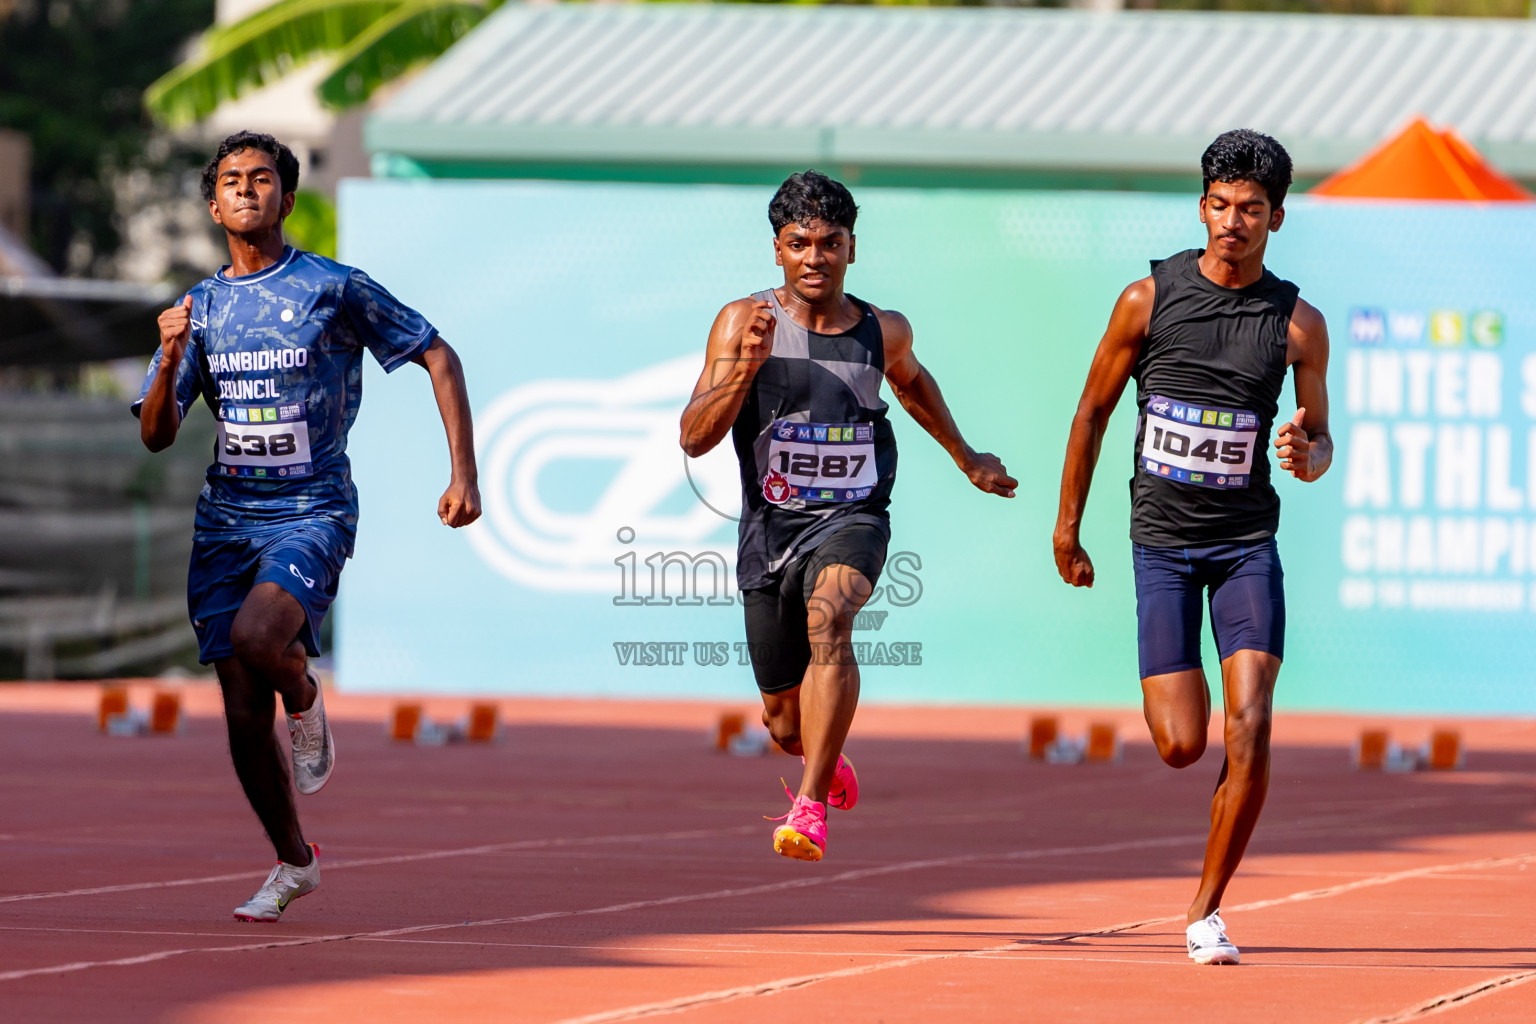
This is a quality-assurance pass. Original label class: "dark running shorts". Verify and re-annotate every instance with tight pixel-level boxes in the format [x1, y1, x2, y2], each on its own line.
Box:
[741, 522, 889, 695]
[1132, 537, 1285, 679]
[187, 520, 349, 664]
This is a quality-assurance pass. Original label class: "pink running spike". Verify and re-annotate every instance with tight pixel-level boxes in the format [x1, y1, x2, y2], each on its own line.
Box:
[798, 754, 860, 810]
[829, 754, 859, 810]
[770, 794, 826, 862]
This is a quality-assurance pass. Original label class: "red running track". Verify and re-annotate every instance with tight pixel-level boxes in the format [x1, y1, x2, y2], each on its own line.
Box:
[2, 682, 1536, 1023]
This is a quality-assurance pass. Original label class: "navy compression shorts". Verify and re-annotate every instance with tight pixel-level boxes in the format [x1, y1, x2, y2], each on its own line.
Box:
[1131, 538, 1285, 679]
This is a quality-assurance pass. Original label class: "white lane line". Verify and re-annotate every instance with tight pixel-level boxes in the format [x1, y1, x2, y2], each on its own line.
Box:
[0, 770, 1498, 906]
[0, 926, 249, 939]
[555, 955, 950, 1024]
[1354, 969, 1536, 1023]
[365, 938, 1491, 973]
[3, 837, 1529, 992]
[0, 826, 757, 905]
[362, 938, 903, 959]
[1224, 854, 1536, 916]
[0, 833, 1205, 983]
[547, 852, 1536, 1024]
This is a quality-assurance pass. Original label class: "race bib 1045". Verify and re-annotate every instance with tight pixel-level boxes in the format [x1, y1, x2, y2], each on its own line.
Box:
[217, 402, 313, 479]
[1140, 394, 1258, 489]
[762, 419, 878, 504]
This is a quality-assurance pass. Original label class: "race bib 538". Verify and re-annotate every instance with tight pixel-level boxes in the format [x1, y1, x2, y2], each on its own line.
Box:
[1140, 394, 1257, 489]
[762, 419, 878, 504]
[217, 402, 313, 479]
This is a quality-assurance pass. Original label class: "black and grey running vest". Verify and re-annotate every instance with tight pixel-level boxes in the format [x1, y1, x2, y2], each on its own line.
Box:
[1130, 248, 1300, 547]
[730, 289, 897, 591]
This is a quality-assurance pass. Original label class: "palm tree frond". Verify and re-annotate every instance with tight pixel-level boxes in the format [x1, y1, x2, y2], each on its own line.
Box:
[316, 1, 488, 111]
[145, 0, 408, 127]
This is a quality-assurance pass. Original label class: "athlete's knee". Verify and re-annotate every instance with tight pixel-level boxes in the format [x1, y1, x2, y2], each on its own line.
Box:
[229, 615, 291, 675]
[805, 595, 858, 640]
[1155, 732, 1207, 769]
[761, 708, 800, 753]
[1224, 701, 1272, 761]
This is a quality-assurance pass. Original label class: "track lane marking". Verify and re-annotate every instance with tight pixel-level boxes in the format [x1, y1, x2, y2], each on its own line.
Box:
[0, 826, 758, 905]
[547, 852, 1536, 1024]
[1354, 969, 1536, 1022]
[0, 833, 1206, 982]
[5, 842, 1530, 989]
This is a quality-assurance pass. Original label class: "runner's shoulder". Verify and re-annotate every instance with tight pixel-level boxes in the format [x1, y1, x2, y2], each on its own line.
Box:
[711, 295, 768, 336]
[1289, 295, 1327, 335]
[1110, 276, 1156, 340]
[1118, 275, 1156, 313]
[289, 249, 364, 288]
[863, 303, 911, 344]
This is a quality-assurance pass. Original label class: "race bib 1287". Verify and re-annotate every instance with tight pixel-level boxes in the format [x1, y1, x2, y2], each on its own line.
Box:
[1139, 394, 1258, 489]
[762, 419, 878, 504]
[217, 401, 313, 479]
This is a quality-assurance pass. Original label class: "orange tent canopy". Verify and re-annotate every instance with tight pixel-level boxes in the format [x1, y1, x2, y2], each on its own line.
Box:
[1311, 117, 1533, 202]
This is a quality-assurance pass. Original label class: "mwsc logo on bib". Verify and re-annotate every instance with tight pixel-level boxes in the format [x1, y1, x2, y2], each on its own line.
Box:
[467, 355, 740, 592]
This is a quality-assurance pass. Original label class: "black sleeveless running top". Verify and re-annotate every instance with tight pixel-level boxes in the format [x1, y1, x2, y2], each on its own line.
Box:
[1130, 248, 1299, 547]
[731, 289, 896, 590]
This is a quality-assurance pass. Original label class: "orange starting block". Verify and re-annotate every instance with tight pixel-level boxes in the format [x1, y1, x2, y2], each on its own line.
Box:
[1026, 716, 1058, 760]
[389, 702, 504, 746]
[465, 702, 501, 743]
[149, 691, 182, 735]
[389, 703, 424, 742]
[1353, 728, 1463, 771]
[1425, 729, 1463, 770]
[98, 686, 128, 733]
[712, 712, 746, 751]
[1085, 722, 1121, 764]
[1353, 729, 1390, 770]
[1036, 721, 1122, 765]
[100, 685, 182, 737]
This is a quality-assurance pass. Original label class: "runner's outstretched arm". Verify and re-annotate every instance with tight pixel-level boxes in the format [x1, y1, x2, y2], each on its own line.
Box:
[876, 308, 1015, 498]
[412, 337, 481, 527]
[1053, 278, 1155, 588]
[1276, 299, 1332, 482]
[680, 298, 774, 457]
[140, 296, 193, 452]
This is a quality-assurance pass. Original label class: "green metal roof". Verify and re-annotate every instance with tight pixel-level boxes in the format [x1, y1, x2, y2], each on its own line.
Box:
[367, 5, 1536, 184]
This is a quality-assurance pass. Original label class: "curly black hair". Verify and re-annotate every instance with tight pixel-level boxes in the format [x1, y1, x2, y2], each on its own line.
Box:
[200, 131, 300, 203]
[1201, 129, 1293, 208]
[769, 170, 858, 235]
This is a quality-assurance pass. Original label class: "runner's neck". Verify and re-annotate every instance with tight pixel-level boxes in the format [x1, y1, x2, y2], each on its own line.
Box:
[1197, 246, 1267, 290]
[774, 286, 862, 335]
[223, 228, 290, 278]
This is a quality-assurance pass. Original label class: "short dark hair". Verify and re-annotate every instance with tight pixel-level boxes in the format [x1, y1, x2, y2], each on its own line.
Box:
[1201, 130, 1292, 209]
[200, 131, 300, 202]
[769, 170, 858, 235]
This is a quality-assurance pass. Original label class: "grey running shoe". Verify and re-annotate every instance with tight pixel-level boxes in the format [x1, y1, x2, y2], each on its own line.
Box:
[233, 844, 319, 922]
[288, 668, 335, 795]
[1186, 909, 1241, 964]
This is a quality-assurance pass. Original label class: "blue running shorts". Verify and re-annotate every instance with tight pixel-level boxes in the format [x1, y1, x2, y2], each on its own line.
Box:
[187, 519, 350, 664]
[1131, 538, 1285, 679]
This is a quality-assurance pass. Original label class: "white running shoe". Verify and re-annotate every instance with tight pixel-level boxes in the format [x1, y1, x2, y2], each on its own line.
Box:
[233, 844, 319, 922]
[288, 668, 335, 795]
[1186, 909, 1241, 964]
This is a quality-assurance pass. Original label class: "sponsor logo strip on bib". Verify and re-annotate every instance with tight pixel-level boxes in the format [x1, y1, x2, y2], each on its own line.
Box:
[764, 419, 878, 504]
[217, 402, 313, 478]
[1140, 394, 1257, 489]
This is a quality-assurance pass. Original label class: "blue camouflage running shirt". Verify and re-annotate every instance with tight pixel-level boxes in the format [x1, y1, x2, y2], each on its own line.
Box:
[132, 247, 436, 548]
